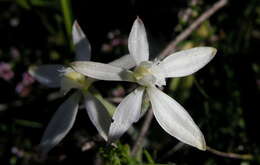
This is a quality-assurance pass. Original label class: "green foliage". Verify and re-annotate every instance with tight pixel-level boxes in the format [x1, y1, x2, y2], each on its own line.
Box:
[99, 143, 141, 165]
[99, 143, 162, 165]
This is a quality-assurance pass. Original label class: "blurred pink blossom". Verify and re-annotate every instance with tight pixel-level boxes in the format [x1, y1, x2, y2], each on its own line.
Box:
[11, 147, 24, 158]
[0, 62, 14, 81]
[111, 38, 121, 46]
[10, 47, 20, 59]
[22, 72, 35, 85]
[16, 72, 35, 97]
[16, 82, 32, 97]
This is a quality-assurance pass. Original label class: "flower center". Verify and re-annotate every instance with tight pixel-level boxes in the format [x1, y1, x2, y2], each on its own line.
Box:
[133, 61, 156, 87]
[64, 71, 86, 85]
[60, 67, 92, 94]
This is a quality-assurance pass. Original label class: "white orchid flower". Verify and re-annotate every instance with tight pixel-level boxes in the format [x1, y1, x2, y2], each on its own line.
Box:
[71, 18, 217, 151]
[29, 21, 136, 153]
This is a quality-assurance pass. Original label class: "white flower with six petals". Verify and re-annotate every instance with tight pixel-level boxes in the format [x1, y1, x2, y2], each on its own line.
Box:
[29, 21, 136, 153]
[72, 18, 217, 150]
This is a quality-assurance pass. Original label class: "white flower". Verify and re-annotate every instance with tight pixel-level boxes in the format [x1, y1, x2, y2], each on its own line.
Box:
[29, 21, 136, 153]
[71, 18, 217, 150]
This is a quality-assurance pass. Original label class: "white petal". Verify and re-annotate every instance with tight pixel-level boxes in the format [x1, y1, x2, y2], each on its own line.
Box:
[128, 17, 149, 65]
[72, 21, 91, 61]
[29, 65, 63, 88]
[39, 91, 81, 153]
[108, 54, 136, 69]
[109, 87, 145, 142]
[84, 93, 112, 141]
[71, 61, 135, 82]
[158, 47, 217, 78]
[147, 87, 206, 150]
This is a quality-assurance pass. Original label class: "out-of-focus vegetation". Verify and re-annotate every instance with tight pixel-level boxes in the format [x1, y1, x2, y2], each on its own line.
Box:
[0, 0, 259, 164]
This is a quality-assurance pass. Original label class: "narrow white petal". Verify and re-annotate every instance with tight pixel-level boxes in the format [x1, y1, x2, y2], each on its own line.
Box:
[71, 61, 135, 82]
[158, 47, 217, 78]
[72, 21, 91, 61]
[128, 17, 149, 65]
[29, 65, 63, 88]
[40, 91, 81, 153]
[109, 87, 145, 142]
[147, 87, 206, 150]
[84, 93, 112, 141]
[109, 54, 136, 69]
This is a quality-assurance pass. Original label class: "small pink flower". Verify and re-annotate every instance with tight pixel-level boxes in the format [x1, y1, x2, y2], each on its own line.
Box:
[101, 44, 113, 52]
[22, 72, 35, 85]
[111, 38, 121, 46]
[0, 62, 14, 81]
[15, 82, 32, 97]
[10, 47, 20, 60]
[15, 72, 35, 97]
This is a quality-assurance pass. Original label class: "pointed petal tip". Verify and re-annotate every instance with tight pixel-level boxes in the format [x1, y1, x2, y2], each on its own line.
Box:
[73, 20, 78, 26]
[211, 47, 217, 56]
[136, 16, 143, 23]
[196, 134, 207, 151]
[72, 20, 82, 33]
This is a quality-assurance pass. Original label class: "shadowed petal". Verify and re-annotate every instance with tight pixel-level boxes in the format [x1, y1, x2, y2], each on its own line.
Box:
[158, 47, 217, 78]
[109, 87, 145, 142]
[29, 65, 63, 88]
[39, 91, 81, 153]
[84, 93, 112, 141]
[109, 54, 136, 69]
[71, 61, 135, 82]
[128, 17, 149, 65]
[72, 20, 91, 61]
[147, 87, 206, 150]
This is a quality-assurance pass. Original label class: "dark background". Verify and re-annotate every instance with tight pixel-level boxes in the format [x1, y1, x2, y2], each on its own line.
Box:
[0, 0, 259, 164]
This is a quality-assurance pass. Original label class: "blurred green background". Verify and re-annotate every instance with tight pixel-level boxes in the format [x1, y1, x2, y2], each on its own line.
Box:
[0, 0, 259, 164]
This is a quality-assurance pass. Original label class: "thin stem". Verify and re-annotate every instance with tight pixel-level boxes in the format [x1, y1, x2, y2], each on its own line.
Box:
[159, 0, 228, 59]
[131, 109, 154, 156]
[159, 144, 253, 161]
[206, 146, 253, 160]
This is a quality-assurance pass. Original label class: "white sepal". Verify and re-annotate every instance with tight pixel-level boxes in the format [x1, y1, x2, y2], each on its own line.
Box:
[29, 65, 63, 88]
[71, 61, 135, 82]
[128, 17, 149, 65]
[84, 93, 112, 141]
[147, 87, 206, 150]
[39, 91, 81, 153]
[72, 20, 91, 61]
[158, 47, 217, 78]
[108, 87, 145, 142]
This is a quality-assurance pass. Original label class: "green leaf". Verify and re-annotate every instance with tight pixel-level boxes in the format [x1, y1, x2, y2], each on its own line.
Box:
[143, 150, 155, 164]
[60, 0, 73, 49]
[90, 88, 116, 117]
[14, 119, 42, 128]
[16, 0, 31, 9]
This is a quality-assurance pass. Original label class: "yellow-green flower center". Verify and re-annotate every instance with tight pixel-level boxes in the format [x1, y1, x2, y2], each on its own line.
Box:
[132, 61, 156, 87]
[133, 65, 152, 81]
[61, 68, 93, 94]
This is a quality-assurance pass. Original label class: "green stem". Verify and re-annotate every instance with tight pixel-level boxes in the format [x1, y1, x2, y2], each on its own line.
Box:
[60, 0, 73, 49]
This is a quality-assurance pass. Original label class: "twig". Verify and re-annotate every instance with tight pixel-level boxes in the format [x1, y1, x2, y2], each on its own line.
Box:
[159, 143, 253, 161]
[159, 142, 185, 161]
[131, 109, 154, 156]
[131, 0, 228, 156]
[159, 0, 228, 59]
[178, 0, 199, 23]
[206, 146, 253, 160]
